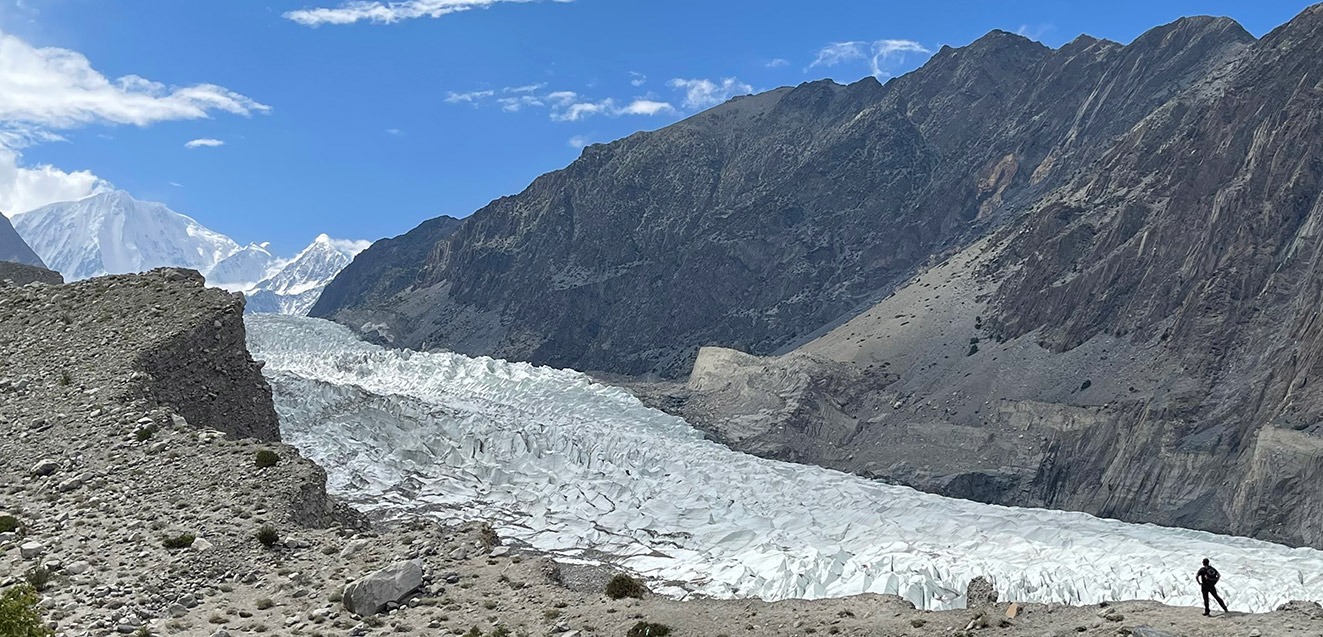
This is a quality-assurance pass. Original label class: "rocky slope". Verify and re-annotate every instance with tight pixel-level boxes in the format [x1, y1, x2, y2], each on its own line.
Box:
[0, 261, 62, 286]
[0, 213, 45, 269]
[1, 270, 1320, 637]
[312, 17, 1252, 376]
[629, 6, 1323, 550]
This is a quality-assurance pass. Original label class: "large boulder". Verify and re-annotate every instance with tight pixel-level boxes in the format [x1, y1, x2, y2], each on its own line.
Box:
[965, 576, 998, 607]
[342, 560, 424, 616]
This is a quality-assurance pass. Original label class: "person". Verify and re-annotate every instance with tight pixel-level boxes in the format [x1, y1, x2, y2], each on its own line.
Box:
[1196, 558, 1228, 616]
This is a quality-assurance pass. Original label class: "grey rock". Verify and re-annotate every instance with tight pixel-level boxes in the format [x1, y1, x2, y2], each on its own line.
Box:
[19, 541, 45, 559]
[65, 560, 90, 575]
[30, 458, 59, 476]
[190, 537, 215, 552]
[56, 475, 85, 492]
[965, 576, 997, 607]
[489, 546, 511, 557]
[342, 559, 424, 616]
[339, 538, 370, 559]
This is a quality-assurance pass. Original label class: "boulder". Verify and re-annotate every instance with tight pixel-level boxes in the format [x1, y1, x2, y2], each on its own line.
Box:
[342, 560, 424, 616]
[19, 541, 45, 559]
[30, 459, 59, 477]
[966, 576, 997, 607]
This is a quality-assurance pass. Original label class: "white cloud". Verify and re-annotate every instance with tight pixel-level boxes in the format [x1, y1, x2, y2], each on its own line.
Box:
[667, 77, 753, 110]
[0, 147, 109, 216]
[629, 71, 646, 87]
[445, 89, 495, 104]
[184, 138, 224, 149]
[1016, 24, 1055, 41]
[0, 30, 268, 131]
[169, 181, 184, 188]
[567, 135, 591, 149]
[506, 82, 546, 93]
[284, 0, 560, 26]
[552, 99, 613, 122]
[326, 236, 373, 254]
[810, 39, 929, 78]
[765, 58, 789, 68]
[618, 99, 673, 116]
[385, 128, 402, 135]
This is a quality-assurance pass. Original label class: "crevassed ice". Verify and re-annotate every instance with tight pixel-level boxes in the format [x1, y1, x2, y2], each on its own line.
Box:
[247, 315, 1323, 612]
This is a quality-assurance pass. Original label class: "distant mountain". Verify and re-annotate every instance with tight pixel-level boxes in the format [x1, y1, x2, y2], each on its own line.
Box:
[207, 242, 279, 291]
[243, 234, 371, 316]
[12, 191, 239, 281]
[11, 190, 366, 315]
[0, 211, 45, 268]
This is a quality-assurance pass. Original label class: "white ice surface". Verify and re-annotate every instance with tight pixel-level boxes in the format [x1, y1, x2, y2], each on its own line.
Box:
[248, 315, 1323, 612]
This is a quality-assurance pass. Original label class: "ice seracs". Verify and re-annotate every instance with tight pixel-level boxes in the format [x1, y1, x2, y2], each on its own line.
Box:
[12, 190, 239, 280]
[247, 314, 1323, 613]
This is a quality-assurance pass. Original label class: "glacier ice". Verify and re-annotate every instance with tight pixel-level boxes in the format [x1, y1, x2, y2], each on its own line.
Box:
[248, 315, 1323, 612]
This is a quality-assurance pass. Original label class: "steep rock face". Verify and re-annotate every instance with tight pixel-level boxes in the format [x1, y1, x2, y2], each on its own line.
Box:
[314, 18, 1250, 376]
[638, 9, 1323, 549]
[0, 212, 45, 268]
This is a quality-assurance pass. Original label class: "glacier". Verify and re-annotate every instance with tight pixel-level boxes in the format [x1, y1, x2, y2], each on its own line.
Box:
[248, 315, 1323, 613]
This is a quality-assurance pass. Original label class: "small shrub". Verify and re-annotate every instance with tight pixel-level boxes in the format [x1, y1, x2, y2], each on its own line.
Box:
[482, 600, 497, 610]
[463, 628, 481, 637]
[0, 584, 53, 637]
[604, 574, 647, 600]
[910, 618, 926, 628]
[255, 598, 274, 610]
[135, 425, 157, 442]
[162, 533, 196, 550]
[490, 627, 511, 637]
[626, 622, 671, 637]
[0, 515, 19, 533]
[58, 372, 70, 387]
[543, 609, 561, 621]
[255, 525, 280, 548]
[254, 449, 279, 468]
[24, 567, 51, 591]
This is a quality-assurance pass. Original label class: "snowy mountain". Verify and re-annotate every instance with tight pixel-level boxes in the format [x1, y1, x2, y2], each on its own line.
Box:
[242, 234, 371, 315]
[12, 191, 240, 281]
[249, 314, 1323, 612]
[0, 211, 45, 268]
[207, 242, 278, 291]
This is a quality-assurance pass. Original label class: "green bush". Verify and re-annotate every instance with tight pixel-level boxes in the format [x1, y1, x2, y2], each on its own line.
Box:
[626, 622, 671, 637]
[24, 567, 50, 591]
[135, 424, 157, 442]
[162, 533, 196, 550]
[255, 525, 280, 548]
[0, 515, 19, 533]
[0, 584, 53, 637]
[254, 449, 279, 468]
[604, 574, 647, 600]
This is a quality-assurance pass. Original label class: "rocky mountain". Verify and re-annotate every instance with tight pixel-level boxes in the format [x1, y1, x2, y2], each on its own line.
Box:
[12, 191, 241, 281]
[310, 7, 1323, 549]
[242, 234, 372, 315]
[312, 16, 1252, 377]
[634, 6, 1323, 550]
[0, 211, 45, 268]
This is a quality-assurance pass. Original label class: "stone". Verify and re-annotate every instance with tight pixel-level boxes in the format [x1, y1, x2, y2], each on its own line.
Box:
[56, 475, 85, 492]
[1005, 602, 1019, 618]
[340, 538, 370, 559]
[65, 560, 91, 575]
[342, 560, 424, 616]
[966, 576, 997, 607]
[19, 541, 45, 559]
[490, 546, 511, 557]
[31, 459, 59, 476]
[1131, 628, 1178, 637]
[191, 537, 215, 552]
[167, 603, 188, 618]
[1248, 630, 1261, 637]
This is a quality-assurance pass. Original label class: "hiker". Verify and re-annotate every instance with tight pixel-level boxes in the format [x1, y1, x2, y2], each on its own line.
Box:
[1196, 558, 1228, 616]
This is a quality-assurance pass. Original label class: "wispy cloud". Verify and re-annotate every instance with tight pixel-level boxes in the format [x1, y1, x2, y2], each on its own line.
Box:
[445, 84, 675, 121]
[385, 128, 402, 135]
[0, 30, 268, 135]
[765, 58, 789, 69]
[667, 77, 753, 110]
[629, 71, 647, 87]
[168, 181, 184, 188]
[0, 29, 263, 215]
[1015, 23, 1055, 41]
[810, 39, 929, 78]
[567, 134, 592, 149]
[284, 0, 564, 26]
[184, 138, 224, 149]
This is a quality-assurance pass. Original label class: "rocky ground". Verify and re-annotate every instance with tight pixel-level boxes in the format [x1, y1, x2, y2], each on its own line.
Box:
[2, 269, 1321, 637]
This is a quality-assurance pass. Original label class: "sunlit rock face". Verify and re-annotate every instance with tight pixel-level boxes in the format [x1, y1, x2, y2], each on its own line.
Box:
[247, 315, 1323, 611]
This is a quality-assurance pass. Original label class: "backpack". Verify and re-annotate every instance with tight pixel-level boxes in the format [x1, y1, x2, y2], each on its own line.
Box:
[1205, 566, 1220, 585]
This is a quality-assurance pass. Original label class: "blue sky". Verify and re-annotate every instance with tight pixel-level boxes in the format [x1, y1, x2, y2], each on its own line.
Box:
[0, 0, 1314, 255]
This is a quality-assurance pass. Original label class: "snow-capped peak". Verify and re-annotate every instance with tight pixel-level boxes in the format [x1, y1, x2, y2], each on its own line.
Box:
[12, 190, 240, 281]
[241, 234, 371, 315]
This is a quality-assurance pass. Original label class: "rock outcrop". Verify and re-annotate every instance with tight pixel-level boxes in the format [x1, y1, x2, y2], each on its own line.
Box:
[0, 260, 62, 286]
